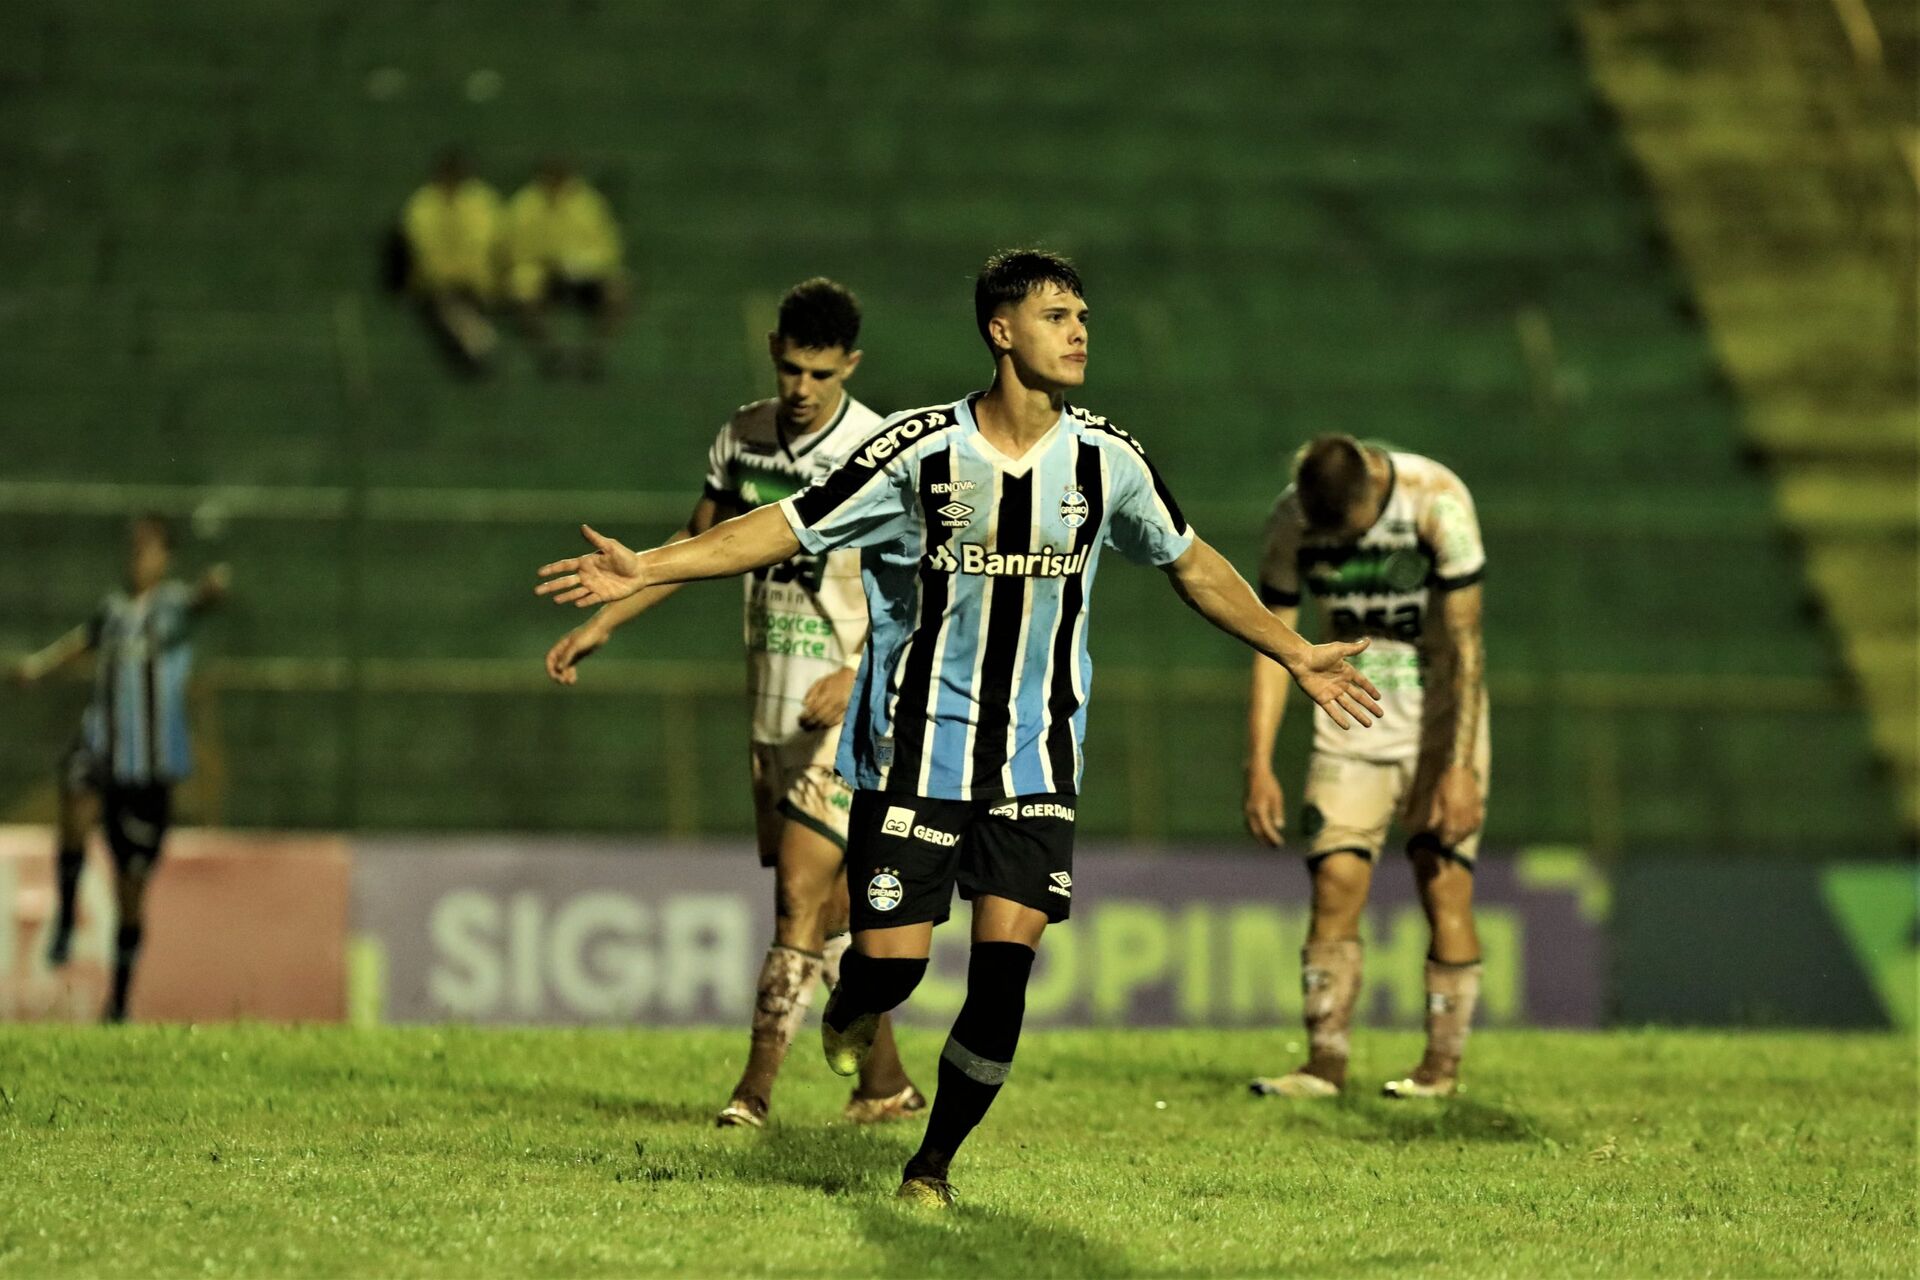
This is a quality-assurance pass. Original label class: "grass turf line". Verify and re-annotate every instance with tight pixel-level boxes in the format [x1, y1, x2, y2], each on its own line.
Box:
[0, 1026, 1911, 1277]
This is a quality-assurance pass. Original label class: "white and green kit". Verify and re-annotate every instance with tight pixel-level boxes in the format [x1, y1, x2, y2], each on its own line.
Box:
[702, 394, 881, 751]
[1258, 449, 1489, 860]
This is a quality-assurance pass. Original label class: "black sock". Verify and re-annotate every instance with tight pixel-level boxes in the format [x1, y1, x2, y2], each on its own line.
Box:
[108, 923, 143, 1020]
[910, 941, 1036, 1180]
[50, 845, 83, 942]
[825, 951, 927, 1032]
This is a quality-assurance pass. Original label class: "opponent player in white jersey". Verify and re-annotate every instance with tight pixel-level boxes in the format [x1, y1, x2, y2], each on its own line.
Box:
[536, 250, 1383, 1206]
[1243, 434, 1489, 1099]
[543, 278, 922, 1128]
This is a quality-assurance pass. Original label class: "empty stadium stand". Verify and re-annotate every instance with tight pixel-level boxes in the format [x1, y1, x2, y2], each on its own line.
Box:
[0, 0, 1905, 851]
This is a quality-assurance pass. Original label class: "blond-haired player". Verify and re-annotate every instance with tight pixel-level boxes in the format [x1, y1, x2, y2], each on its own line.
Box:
[1243, 435, 1489, 1099]
[544, 278, 921, 1127]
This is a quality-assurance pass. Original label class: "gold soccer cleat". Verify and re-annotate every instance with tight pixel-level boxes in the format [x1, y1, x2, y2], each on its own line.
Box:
[843, 1084, 928, 1125]
[1381, 1075, 1459, 1099]
[820, 989, 880, 1078]
[1249, 1072, 1341, 1099]
[896, 1175, 956, 1208]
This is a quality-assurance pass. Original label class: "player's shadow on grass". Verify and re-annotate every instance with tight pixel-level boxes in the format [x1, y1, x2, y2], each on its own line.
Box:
[712, 1121, 914, 1197]
[1172, 1061, 1556, 1146]
[1324, 1093, 1557, 1146]
[851, 1197, 1133, 1279]
[488, 1081, 717, 1128]
[719, 1125, 1132, 1277]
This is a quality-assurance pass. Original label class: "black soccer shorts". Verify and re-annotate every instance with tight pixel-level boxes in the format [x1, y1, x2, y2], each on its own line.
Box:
[844, 789, 1079, 931]
[101, 784, 172, 878]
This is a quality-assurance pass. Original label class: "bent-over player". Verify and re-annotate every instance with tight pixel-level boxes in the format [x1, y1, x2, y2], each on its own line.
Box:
[1243, 434, 1489, 1099]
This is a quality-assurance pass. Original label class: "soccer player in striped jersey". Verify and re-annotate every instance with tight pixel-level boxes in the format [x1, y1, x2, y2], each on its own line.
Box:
[1243, 435, 1489, 1100]
[542, 278, 923, 1129]
[14, 514, 228, 1021]
[537, 250, 1383, 1205]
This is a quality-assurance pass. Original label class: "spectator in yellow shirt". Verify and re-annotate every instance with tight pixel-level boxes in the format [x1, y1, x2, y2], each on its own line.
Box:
[400, 150, 503, 376]
[505, 158, 630, 378]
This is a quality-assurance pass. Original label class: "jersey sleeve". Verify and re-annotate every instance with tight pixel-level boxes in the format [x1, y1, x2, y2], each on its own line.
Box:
[1100, 434, 1194, 567]
[779, 416, 922, 553]
[701, 424, 735, 506]
[1423, 465, 1486, 591]
[1257, 491, 1304, 607]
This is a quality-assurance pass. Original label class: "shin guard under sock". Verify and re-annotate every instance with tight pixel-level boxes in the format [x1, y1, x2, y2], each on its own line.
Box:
[1301, 939, 1363, 1083]
[1421, 958, 1482, 1078]
[910, 941, 1036, 1180]
[736, 944, 825, 1101]
[825, 950, 927, 1032]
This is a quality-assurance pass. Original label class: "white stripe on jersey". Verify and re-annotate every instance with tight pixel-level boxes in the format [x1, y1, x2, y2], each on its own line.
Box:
[1000, 474, 1042, 798]
[944, 465, 1002, 798]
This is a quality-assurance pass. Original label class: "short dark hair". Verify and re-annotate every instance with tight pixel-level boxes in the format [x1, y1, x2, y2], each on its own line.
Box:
[975, 249, 1085, 348]
[1293, 435, 1371, 530]
[131, 512, 176, 551]
[775, 278, 862, 352]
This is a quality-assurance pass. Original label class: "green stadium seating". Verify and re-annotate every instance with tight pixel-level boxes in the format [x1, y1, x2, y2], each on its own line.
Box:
[0, 0, 1903, 851]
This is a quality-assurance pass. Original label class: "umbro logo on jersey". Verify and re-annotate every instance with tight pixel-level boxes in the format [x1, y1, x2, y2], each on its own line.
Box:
[1047, 871, 1073, 898]
[927, 543, 1091, 578]
[936, 501, 975, 529]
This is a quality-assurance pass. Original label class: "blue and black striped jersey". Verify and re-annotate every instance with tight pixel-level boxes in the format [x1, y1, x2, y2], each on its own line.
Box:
[81, 582, 200, 787]
[780, 393, 1192, 800]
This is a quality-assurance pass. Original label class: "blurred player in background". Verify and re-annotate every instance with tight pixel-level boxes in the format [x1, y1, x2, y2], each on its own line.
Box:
[399, 148, 504, 376]
[505, 157, 628, 379]
[13, 514, 229, 1022]
[544, 278, 922, 1128]
[535, 250, 1382, 1206]
[1243, 435, 1489, 1099]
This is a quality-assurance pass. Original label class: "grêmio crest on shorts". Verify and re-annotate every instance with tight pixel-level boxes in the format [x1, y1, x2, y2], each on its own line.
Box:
[779, 394, 1193, 801]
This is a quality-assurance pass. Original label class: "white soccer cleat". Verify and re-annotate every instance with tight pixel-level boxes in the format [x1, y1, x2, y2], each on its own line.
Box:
[714, 1097, 768, 1128]
[843, 1084, 927, 1125]
[1249, 1072, 1341, 1099]
[1381, 1075, 1459, 1099]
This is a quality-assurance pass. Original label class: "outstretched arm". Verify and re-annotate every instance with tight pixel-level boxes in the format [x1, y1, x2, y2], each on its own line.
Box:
[1162, 535, 1384, 730]
[14, 624, 92, 685]
[536, 503, 800, 608]
[543, 497, 729, 684]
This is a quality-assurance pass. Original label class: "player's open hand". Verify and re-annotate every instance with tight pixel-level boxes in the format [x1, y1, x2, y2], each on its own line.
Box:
[1288, 638, 1385, 730]
[537, 526, 645, 607]
[1243, 767, 1287, 847]
[545, 622, 611, 686]
[799, 667, 856, 730]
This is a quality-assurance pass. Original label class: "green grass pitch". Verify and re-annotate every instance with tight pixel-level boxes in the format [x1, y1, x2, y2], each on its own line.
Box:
[0, 1025, 1911, 1277]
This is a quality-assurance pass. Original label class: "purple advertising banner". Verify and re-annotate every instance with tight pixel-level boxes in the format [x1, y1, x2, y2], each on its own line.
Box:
[351, 840, 1606, 1028]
